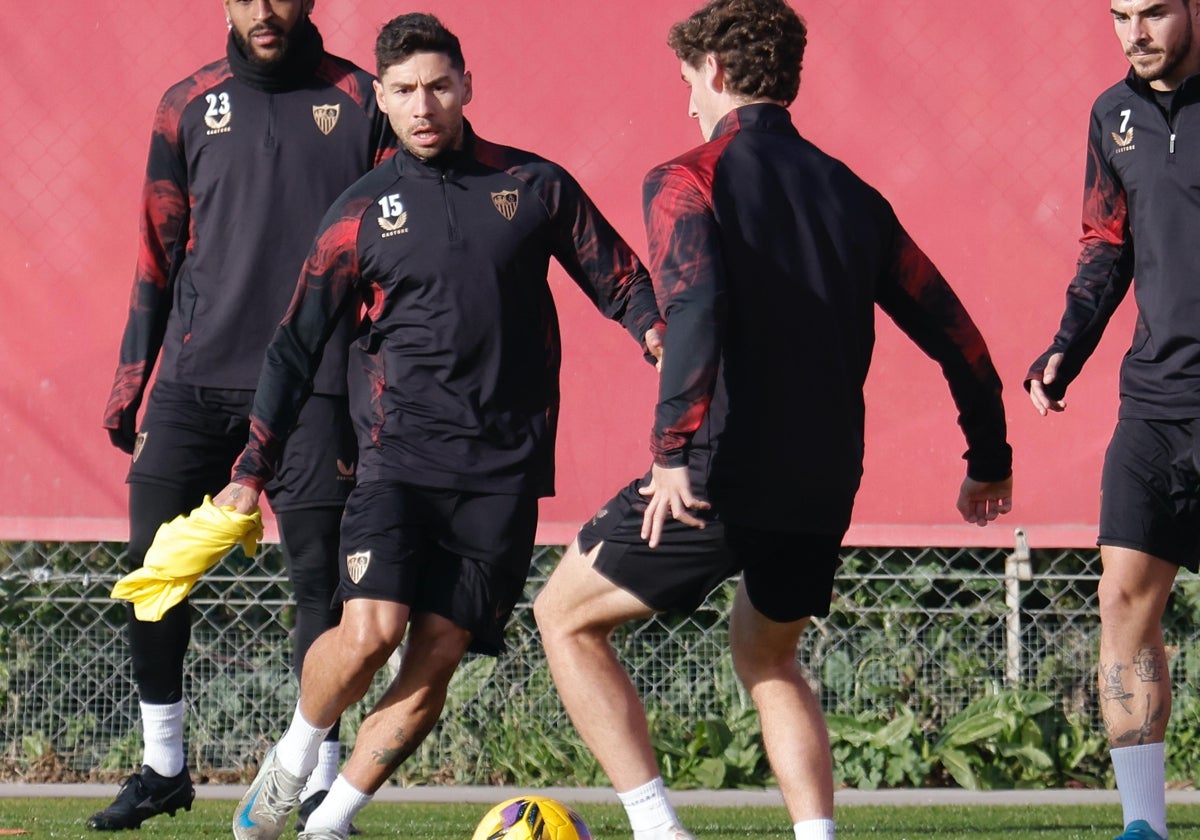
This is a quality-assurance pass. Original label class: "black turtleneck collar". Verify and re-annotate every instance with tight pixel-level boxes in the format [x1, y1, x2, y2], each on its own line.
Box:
[226, 17, 324, 93]
[708, 102, 795, 142]
[1124, 66, 1200, 109]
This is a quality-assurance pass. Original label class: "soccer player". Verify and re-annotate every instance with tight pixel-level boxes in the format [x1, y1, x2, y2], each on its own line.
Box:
[95, 0, 393, 831]
[533, 2, 1014, 839]
[1027, 2, 1200, 838]
[216, 13, 663, 840]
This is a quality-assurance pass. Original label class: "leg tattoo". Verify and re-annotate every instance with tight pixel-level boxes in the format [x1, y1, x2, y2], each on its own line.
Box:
[1133, 646, 1165, 683]
[1099, 662, 1134, 715]
[370, 726, 411, 769]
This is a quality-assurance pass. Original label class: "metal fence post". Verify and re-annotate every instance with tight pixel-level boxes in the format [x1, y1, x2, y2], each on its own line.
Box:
[1004, 527, 1032, 687]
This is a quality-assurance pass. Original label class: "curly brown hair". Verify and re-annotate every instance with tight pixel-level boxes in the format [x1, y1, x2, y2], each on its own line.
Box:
[667, 0, 807, 105]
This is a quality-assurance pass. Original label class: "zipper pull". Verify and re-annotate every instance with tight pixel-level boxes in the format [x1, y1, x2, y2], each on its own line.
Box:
[1171, 133, 1177, 154]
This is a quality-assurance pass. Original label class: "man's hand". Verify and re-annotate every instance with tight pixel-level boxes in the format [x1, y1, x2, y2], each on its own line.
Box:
[638, 464, 710, 548]
[957, 474, 1013, 527]
[645, 326, 664, 372]
[1028, 352, 1066, 416]
[213, 482, 261, 516]
[106, 409, 138, 454]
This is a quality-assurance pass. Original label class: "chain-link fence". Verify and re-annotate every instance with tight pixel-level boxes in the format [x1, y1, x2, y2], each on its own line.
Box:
[8, 536, 1200, 786]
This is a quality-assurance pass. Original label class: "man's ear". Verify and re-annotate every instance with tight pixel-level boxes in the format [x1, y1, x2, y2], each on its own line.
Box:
[705, 52, 726, 94]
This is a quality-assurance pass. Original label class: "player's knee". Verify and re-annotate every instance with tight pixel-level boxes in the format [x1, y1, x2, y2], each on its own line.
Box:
[532, 552, 598, 641]
[532, 586, 594, 648]
[410, 619, 472, 674]
[1097, 571, 1161, 628]
[1097, 573, 1131, 618]
[731, 636, 796, 686]
[531, 586, 560, 637]
[336, 621, 405, 672]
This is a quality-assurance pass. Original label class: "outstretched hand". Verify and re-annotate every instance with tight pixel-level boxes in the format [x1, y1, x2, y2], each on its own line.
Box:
[638, 464, 709, 548]
[957, 475, 1013, 527]
[212, 482, 261, 516]
[1028, 352, 1066, 416]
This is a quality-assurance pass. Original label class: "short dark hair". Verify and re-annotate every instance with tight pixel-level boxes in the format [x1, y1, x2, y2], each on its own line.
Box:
[667, 0, 807, 105]
[375, 13, 465, 77]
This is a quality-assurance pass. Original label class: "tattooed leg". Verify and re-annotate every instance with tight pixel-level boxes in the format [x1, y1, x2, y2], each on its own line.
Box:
[1098, 661, 1134, 716]
[341, 611, 471, 793]
[1096, 547, 1177, 748]
[1101, 648, 1168, 746]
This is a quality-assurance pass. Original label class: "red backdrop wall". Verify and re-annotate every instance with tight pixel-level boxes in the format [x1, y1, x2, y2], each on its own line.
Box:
[0, 1, 1131, 547]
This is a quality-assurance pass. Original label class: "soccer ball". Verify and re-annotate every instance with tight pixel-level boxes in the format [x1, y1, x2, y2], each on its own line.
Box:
[471, 796, 592, 840]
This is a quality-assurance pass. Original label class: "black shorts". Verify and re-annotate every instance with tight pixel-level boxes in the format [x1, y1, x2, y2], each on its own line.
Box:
[129, 380, 356, 511]
[1100, 417, 1200, 572]
[336, 480, 539, 655]
[578, 477, 844, 622]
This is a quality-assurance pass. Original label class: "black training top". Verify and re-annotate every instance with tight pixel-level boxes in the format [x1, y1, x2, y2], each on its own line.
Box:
[644, 103, 1012, 532]
[1028, 70, 1200, 419]
[232, 123, 662, 497]
[103, 21, 394, 435]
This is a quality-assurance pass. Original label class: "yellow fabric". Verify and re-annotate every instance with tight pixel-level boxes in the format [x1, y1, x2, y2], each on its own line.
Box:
[110, 496, 263, 621]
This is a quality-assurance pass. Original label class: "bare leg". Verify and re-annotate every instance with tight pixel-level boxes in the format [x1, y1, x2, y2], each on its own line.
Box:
[298, 599, 412, 729]
[1097, 546, 1176, 837]
[534, 541, 661, 790]
[233, 603, 463, 840]
[729, 581, 832, 823]
[339, 611, 472, 793]
[1097, 546, 1176, 747]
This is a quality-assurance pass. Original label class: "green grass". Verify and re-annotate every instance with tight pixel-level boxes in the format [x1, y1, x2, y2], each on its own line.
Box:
[0, 800, 1198, 839]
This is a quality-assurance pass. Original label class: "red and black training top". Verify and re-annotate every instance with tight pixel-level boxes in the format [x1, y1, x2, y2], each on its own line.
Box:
[232, 123, 662, 498]
[103, 22, 394, 436]
[1027, 69, 1200, 419]
[644, 103, 1012, 533]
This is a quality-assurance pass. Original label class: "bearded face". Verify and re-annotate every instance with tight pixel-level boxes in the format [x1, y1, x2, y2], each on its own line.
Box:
[225, 0, 308, 65]
[1115, 0, 1200, 88]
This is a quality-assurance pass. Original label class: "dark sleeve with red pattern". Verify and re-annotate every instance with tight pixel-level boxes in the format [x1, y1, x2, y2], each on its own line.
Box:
[231, 200, 368, 489]
[642, 163, 724, 469]
[877, 222, 1013, 482]
[1026, 108, 1133, 398]
[101, 91, 190, 439]
[541, 164, 663, 348]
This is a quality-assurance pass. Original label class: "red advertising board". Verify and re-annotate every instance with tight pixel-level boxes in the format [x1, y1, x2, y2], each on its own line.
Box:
[0, 1, 1130, 547]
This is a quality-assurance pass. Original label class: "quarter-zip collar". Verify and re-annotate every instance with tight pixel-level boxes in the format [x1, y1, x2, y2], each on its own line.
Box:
[1123, 67, 1200, 110]
[708, 102, 797, 142]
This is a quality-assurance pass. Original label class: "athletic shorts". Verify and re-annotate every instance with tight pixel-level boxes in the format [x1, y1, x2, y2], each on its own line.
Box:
[1099, 417, 1200, 572]
[128, 380, 356, 511]
[335, 480, 539, 655]
[577, 477, 844, 622]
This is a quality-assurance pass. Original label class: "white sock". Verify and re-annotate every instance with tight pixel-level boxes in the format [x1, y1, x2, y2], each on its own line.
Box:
[275, 705, 333, 781]
[140, 700, 185, 777]
[1113, 742, 1167, 837]
[304, 774, 372, 836]
[794, 817, 836, 840]
[301, 740, 341, 800]
[618, 777, 682, 837]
